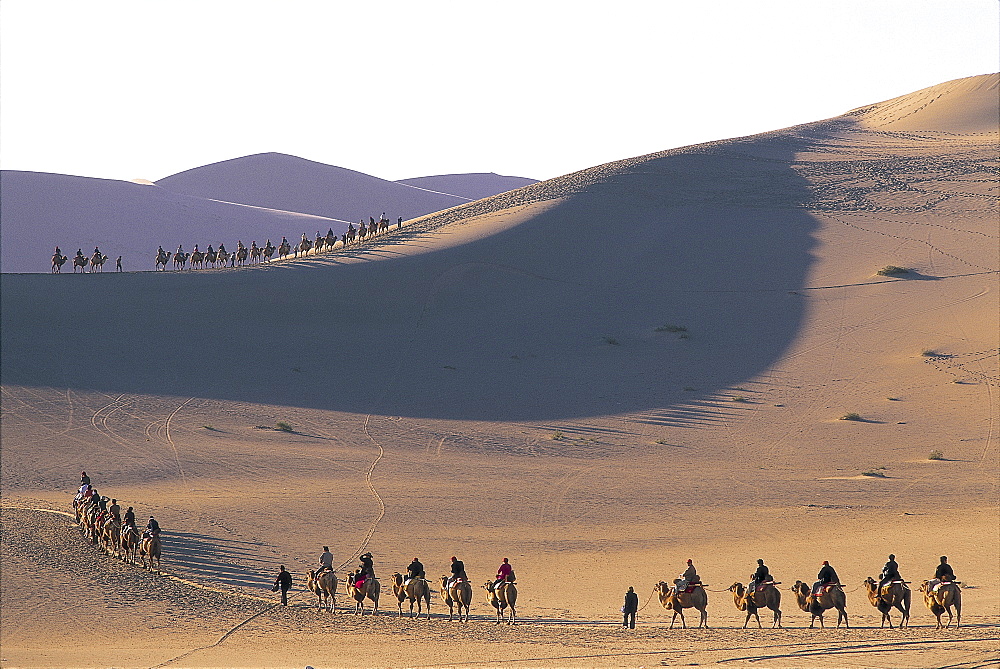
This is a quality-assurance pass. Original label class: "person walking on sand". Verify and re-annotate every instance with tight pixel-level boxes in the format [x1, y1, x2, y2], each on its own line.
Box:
[274, 565, 292, 605]
[115, 256, 122, 272]
[623, 586, 639, 628]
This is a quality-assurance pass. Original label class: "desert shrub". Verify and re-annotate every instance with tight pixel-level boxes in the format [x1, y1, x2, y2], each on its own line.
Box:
[877, 266, 909, 276]
[840, 413, 862, 421]
[551, 431, 564, 441]
[732, 396, 748, 402]
[921, 349, 937, 357]
[928, 450, 945, 461]
[655, 324, 688, 333]
[275, 421, 294, 432]
[862, 469, 887, 478]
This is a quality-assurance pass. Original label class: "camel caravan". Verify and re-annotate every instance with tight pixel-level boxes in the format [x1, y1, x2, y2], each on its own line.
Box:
[67, 476, 965, 627]
[71, 472, 162, 573]
[150, 213, 405, 271]
[49, 213, 406, 273]
[647, 556, 963, 629]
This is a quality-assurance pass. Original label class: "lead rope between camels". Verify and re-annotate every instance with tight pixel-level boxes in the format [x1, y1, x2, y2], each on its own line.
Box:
[635, 586, 657, 612]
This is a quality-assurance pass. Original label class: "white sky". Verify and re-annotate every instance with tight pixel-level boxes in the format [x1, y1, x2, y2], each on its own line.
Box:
[1, 0, 997, 182]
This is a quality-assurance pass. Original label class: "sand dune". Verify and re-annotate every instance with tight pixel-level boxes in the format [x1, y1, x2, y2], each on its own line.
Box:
[155, 152, 471, 219]
[0, 171, 343, 274]
[1, 75, 997, 668]
[395, 172, 539, 200]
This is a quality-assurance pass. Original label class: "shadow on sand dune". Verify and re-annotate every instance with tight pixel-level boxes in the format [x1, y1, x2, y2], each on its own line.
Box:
[2, 132, 819, 422]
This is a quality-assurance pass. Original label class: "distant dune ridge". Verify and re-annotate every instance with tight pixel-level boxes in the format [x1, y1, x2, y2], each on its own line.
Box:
[0, 154, 537, 273]
[394, 173, 539, 201]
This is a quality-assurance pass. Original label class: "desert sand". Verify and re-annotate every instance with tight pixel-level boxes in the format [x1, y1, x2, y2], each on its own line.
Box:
[1, 73, 997, 668]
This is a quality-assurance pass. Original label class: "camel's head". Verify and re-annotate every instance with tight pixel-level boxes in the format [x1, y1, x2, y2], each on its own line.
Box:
[918, 580, 930, 594]
[728, 582, 743, 593]
[791, 580, 808, 595]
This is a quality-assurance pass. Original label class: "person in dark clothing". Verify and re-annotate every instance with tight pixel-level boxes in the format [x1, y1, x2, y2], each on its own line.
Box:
[934, 556, 955, 582]
[449, 556, 468, 586]
[813, 560, 840, 594]
[358, 552, 375, 582]
[146, 516, 160, 536]
[749, 559, 771, 591]
[623, 586, 639, 628]
[406, 557, 424, 581]
[274, 565, 292, 605]
[123, 506, 136, 528]
[80, 471, 91, 487]
[879, 554, 902, 588]
[397, 216, 403, 229]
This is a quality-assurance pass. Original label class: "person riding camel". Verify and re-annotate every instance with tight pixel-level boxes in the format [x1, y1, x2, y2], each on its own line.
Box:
[144, 516, 160, 539]
[76, 249, 86, 260]
[80, 471, 91, 487]
[318, 546, 334, 573]
[94, 246, 101, 256]
[219, 243, 226, 254]
[356, 552, 375, 587]
[108, 499, 121, 523]
[812, 560, 840, 595]
[123, 506, 136, 529]
[749, 559, 771, 593]
[207, 244, 214, 254]
[493, 558, 514, 587]
[879, 554, 902, 589]
[934, 556, 955, 584]
[176, 244, 184, 256]
[406, 557, 425, 582]
[674, 558, 700, 593]
[448, 556, 468, 587]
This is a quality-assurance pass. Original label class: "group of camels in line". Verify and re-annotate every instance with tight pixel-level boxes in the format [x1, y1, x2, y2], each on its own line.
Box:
[652, 577, 961, 630]
[72, 495, 161, 573]
[51, 249, 112, 273]
[304, 569, 516, 624]
[153, 214, 404, 271]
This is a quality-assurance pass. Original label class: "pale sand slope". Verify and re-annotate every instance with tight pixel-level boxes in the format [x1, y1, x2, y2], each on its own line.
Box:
[1, 74, 997, 668]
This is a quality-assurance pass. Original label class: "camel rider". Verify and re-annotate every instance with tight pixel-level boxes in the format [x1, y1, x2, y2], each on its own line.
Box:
[55, 246, 62, 256]
[934, 556, 955, 583]
[749, 559, 771, 592]
[76, 249, 85, 260]
[358, 552, 375, 583]
[94, 246, 101, 256]
[675, 558, 700, 593]
[207, 245, 214, 254]
[813, 560, 840, 595]
[879, 554, 902, 589]
[123, 506, 136, 529]
[219, 243, 226, 254]
[327, 228, 335, 238]
[80, 471, 91, 487]
[406, 557, 425, 582]
[144, 516, 160, 539]
[108, 499, 121, 523]
[176, 244, 184, 256]
[494, 558, 514, 587]
[448, 556, 468, 586]
[318, 546, 334, 573]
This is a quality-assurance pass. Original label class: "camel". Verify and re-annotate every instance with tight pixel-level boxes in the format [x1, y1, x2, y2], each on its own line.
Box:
[391, 573, 431, 619]
[263, 241, 275, 262]
[314, 232, 325, 254]
[440, 576, 473, 622]
[89, 252, 108, 272]
[51, 253, 68, 273]
[791, 580, 849, 628]
[325, 231, 338, 249]
[296, 237, 312, 257]
[344, 575, 380, 615]
[919, 580, 962, 629]
[236, 245, 248, 266]
[249, 242, 261, 264]
[155, 249, 172, 271]
[172, 252, 189, 270]
[120, 525, 140, 564]
[73, 255, 89, 272]
[205, 248, 218, 268]
[140, 533, 161, 572]
[345, 227, 356, 245]
[190, 249, 205, 269]
[277, 240, 291, 259]
[655, 581, 709, 628]
[100, 517, 122, 556]
[306, 569, 338, 612]
[863, 577, 910, 628]
[729, 582, 782, 628]
[217, 249, 229, 267]
[483, 580, 517, 624]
